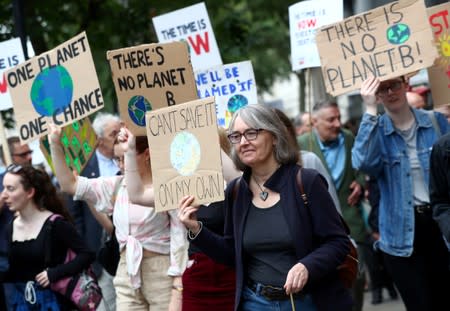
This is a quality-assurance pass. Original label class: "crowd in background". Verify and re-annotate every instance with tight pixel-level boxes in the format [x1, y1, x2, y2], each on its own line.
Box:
[0, 73, 449, 311]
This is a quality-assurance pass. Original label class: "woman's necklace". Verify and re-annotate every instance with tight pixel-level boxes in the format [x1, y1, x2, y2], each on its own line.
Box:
[253, 176, 269, 201]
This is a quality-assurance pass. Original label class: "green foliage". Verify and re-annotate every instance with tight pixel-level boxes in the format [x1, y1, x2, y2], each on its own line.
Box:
[0, 0, 295, 121]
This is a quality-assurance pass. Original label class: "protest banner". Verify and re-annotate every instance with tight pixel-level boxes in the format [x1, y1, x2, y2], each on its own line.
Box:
[0, 38, 28, 111]
[316, 0, 438, 96]
[153, 2, 222, 71]
[145, 96, 224, 212]
[5, 32, 103, 144]
[289, 0, 343, 71]
[107, 41, 198, 135]
[195, 60, 256, 128]
[427, 3, 450, 107]
[40, 117, 97, 175]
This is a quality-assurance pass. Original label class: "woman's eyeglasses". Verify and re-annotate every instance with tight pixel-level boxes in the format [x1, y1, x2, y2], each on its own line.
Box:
[227, 129, 264, 144]
[376, 81, 403, 96]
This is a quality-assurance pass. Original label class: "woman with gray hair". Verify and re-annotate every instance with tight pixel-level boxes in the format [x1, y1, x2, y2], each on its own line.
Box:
[178, 104, 352, 311]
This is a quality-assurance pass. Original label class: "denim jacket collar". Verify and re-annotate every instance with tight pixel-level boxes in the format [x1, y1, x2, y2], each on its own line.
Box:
[382, 108, 433, 136]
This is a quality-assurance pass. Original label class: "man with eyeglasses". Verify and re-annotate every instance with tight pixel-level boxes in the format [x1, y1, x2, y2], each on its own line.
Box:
[7, 137, 33, 166]
[352, 76, 450, 311]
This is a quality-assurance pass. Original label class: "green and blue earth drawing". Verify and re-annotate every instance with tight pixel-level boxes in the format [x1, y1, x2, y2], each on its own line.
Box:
[170, 131, 201, 176]
[128, 95, 152, 126]
[227, 94, 248, 113]
[30, 65, 73, 116]
[386, 24, 410, 45]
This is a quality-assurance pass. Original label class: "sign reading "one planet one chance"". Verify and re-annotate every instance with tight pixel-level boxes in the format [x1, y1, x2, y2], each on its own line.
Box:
[146, 96, 224, 212]
[5, 32, 104, 144]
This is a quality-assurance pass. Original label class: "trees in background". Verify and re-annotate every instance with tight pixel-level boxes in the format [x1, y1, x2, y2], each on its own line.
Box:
[0, 0, 293, 125]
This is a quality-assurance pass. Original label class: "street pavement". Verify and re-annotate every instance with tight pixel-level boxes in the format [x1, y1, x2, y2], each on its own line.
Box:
[362, 289, 405, 311]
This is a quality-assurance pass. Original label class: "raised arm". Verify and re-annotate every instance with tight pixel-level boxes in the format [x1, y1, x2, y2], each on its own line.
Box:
[120, 128, 155, 206]
[352, 77, 384, 176]
[48, 123, 78, 195]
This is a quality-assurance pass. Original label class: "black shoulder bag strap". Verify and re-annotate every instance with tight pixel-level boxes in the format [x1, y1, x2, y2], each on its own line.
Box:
[44, 217, 55, 267]
[44, 214, 64, 267]
[296, 169, 351, 235]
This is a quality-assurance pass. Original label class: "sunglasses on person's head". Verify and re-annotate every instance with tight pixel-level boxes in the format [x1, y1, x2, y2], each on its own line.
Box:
[6, 164, 23, 174]
[13, 150, 33, 158]
[227, 129, 264, 144]
[376, 80, 404, 96]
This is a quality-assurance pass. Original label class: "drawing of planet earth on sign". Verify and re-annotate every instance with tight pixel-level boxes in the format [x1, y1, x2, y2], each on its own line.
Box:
[128, 95, 152, 126]
[386, 24, 410, 45]
[170, 131, 201, 176]
[227, 94, 248, 113]
[30, 65, 73, 116]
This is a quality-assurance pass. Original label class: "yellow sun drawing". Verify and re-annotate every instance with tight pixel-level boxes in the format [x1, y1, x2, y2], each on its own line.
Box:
[435, 32, 450, 69]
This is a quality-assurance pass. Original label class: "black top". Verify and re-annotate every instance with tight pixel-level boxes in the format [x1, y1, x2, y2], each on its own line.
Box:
[243, 201, 297, 286]
[5, 215, 94, 283]
[191, 165, 352, 311]
[188, 201, 226, 256]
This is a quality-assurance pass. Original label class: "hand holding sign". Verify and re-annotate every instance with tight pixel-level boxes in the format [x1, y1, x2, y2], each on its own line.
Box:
[360, 76, 381, 115]
[177, 195, 201, 235]
[47, 122, 62, 145]
[117, 127, 135, 154]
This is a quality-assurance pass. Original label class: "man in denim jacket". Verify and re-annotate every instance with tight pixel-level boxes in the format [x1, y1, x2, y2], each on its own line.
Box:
[352, 76, 450, 311]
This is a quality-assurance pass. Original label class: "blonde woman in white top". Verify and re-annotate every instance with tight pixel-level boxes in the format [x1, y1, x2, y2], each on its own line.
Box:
[48, 123, 187, 311]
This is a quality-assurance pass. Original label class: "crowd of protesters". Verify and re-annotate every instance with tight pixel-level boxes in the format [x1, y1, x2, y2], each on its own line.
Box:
[0, 71, 449, 311]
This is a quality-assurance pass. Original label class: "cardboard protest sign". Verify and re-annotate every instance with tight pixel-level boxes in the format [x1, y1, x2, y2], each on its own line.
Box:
[153, 2, 222, 71]
[316, 0, 438, 96]
[107, 41, 198, 135]
[1, 38, 28, 111]
[195, 61, 256, 128]
[289, 0, 343, 71]
[5, 32, 103, 144]
[40, 117, 97, 175]
[146, 97, 224, 212]
[427, 3, 450, 107]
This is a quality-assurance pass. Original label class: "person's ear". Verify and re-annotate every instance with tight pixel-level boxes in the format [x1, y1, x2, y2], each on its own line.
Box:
[27, 187, 35, 200]
[97, 136, 104, 147]
[311, 114, 319, 126]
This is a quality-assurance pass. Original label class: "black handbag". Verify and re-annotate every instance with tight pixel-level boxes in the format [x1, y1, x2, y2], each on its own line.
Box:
[98, 226, 120, 276]
[97, 178, 122, 276]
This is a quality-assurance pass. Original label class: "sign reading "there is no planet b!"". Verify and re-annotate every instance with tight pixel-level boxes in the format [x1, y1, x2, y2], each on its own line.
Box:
[316, 0, 438, 96]
[145, 96, 224, 212]
[5, 32, 104, 144]
[107, 41, 198, 136]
